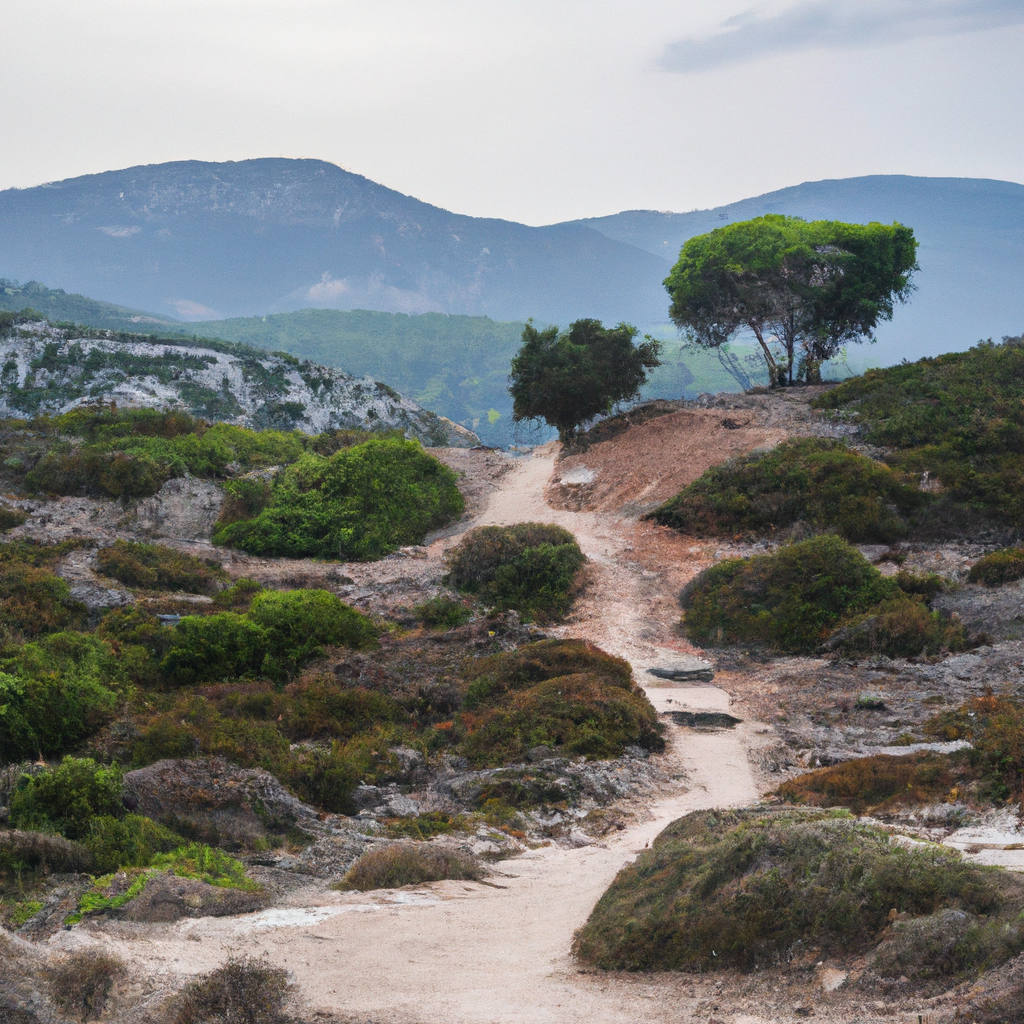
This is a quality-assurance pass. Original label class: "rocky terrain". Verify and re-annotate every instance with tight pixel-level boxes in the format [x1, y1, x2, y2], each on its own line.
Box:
[2, 385, 1024, 1023]
[0, 320, 476, 446]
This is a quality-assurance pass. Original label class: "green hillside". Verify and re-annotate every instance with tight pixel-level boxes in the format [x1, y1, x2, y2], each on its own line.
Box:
[0, 279, 174, 332]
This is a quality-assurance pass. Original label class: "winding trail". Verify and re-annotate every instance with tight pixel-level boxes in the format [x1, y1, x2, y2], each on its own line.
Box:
[62, 446, 762, 1024]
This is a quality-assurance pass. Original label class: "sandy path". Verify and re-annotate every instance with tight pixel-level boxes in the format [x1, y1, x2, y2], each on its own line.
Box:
[62, 446, 762, 1023]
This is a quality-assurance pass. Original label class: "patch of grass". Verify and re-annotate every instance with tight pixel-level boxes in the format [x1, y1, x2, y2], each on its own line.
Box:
[0, 505, 26, 531]
[968, 546, 1024, 586]
[6, 899, 42, 928]
[96, 540, 228, 594]
[681, 534, 965, 656]
[167, 956, 289, 1024]
[0, 541, 89, 640]
[776, 751, 967, 813]
[333, 842, 484, 890]
[383, 812, 468, 840]
[45, 949, 125, 1022]
[213, 438, 464, 560]
[812, 335, 1024, 534]
[572, 808, 1024, 977]
[649, 438, 927, 542]
[413, 595, 472, 630]
[150, 843, 262, 890]
[445, 523, 586, 621]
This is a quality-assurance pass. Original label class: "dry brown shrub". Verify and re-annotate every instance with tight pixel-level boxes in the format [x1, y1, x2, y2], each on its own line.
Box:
[45, 949, 124, 1021]
[334, 842, 483, 891]
[169, 957, 289, 1024]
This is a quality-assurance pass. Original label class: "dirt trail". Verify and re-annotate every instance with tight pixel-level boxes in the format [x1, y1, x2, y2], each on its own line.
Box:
[59, 445, 763, 1024]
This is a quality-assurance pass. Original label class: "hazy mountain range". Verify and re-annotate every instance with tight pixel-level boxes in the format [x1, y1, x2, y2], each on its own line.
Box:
[1, 160, 1021, 369]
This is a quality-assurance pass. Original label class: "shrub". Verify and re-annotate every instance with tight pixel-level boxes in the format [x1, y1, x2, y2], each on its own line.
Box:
[776, 752, 964, 814]
[414, 595, 472, 629]
[0, 635, 120, 761]
[83, 814, 183, 874]
[0, 830, 92, 881]
[247, 588, 378, 677]
[9, 757, 124, 840]
[812, 336, 1024, 533]
[682, 535, 898, 653]
[334, 843, 484, 890]
[924, 692, 1024, 803]
[572, 808, 1024, 976]
[150, 843, 261, 890]
[169, 957, 289, 1024]
[968, 546, 1024, 586]
[649, 438, 927, 542]
[826, 596, 968, 658]
[213, 439, 464, 560]
[45, 949, 125, 1022]
[281, 677, 405, 741]
[0, 506, 27, 531]
[159, 612, 269, 684]
[212, 576, 264, 609]
[446, 523, 585, 621]
[96, 540, 228, 594]
[0, 557, 83, 638]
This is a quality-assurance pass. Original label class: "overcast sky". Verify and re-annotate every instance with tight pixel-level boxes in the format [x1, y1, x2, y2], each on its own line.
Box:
[3, 0, 1021, 224]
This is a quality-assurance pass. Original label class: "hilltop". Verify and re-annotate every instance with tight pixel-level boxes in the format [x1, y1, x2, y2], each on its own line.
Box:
[0, 316, 476, 447]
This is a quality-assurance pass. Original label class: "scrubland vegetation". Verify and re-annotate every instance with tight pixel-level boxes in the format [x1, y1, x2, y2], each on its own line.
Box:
[334, 843, 484, 890]
[680, 534, 966, 656]
[574, 808, 1024, 982]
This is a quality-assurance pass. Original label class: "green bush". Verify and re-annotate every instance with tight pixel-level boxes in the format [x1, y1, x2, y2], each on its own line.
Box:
[334, 843, 484, 890]
[212, 577, 264, 609]
[413, 595, 472, 629]
[828, 596, 968, 658]
[968, 546, 1024, 586]
[247, 588, 378, 677]
[0, 634, 121, 761]
[812, 336, 1024, 533]
[9, 757, 124, 841]
[213, 438, 464, 560]
[83, 814, 183, 874]
[650, 438, 927, 542]
[682, 535, 898, 653]
[573, 808, 1024, 976]
[446, 523, 585, 621]
[0, 506, 27, 531]
[159, 591, 377, 684]
[0, 544, 86, 639]
[96, 540, 228, 594]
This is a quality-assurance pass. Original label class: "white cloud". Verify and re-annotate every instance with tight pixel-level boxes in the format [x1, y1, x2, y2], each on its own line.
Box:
[662, 0, 1024, 72]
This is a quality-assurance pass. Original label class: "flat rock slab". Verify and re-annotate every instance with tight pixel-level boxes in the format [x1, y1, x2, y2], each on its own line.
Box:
[663, 710, 741, 729]
[648, 659, 715, 682]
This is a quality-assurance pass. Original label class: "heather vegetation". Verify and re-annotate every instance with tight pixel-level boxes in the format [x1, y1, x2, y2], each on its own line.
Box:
[97, 540, 228, 594]
[334, 843, 484, 890]
[680, 534, 965, 656]
[650, 438, 927, 542]
[446, 522, 586, 621]
[213, 438, 464, 560]
[574, 808, 1024, 981]
[967, 546, 1024, 586]
[813, 336, 1024, 535]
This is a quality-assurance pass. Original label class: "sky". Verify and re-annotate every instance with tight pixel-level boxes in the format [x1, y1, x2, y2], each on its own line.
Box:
[3, 0, 1022, 225]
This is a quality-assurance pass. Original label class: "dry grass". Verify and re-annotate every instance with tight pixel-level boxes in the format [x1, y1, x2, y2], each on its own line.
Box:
[45, 949, 124, 1022]
[168, 957, 289, 1024]
[333, 843, 484, 891]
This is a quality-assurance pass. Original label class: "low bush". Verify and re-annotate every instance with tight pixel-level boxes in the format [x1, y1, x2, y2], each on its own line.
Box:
[9, 757, 124, 840]
[383, 812, 468, 840]
[680, 534, 964, 657]
[414, 595, 472, 630]
[150, 843, 261, 891]
[212, 576, 264, 609]
[169, 957, 289, 1024]
[0, 542, 87, 639]
[812, 336, 1024, 533]
[924, 692, 1024, 803]
[83, 814, 183, 874]
[0, 506, 27, 531]
[446, 523, 585, 621]
[334, 842, 484, 890]
[96, 540, 228, 594]
[968, 546, 1024, 586]
[649, 438, 927, 542]
[213, 439, 464, 560]
[160, 590, 377, 685]
[45, 949, 125, 1022]
[0, 830, 93, 881]
[572, 808, 1024, 977]
[0, 638, 124, 764]
[776, 752, 965, 814]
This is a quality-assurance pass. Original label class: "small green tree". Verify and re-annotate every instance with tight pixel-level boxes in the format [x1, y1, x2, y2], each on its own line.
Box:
[508, 319, 661, 441]
[663, 215, 918, 385]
